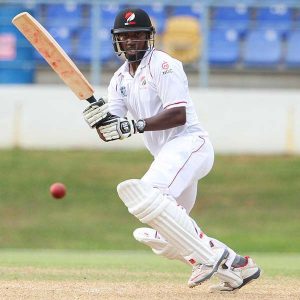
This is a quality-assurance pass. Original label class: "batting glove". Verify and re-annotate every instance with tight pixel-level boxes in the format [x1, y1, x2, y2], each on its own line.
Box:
[99, 116, 137, 141]
[83, 98, 109, 128]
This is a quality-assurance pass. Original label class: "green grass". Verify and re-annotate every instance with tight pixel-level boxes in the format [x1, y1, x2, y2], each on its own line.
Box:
[0, 149, 299, 252]
[0, 250, 299, 281]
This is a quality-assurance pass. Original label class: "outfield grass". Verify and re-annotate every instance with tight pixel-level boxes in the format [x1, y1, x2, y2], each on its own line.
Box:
[0, 150, 299, 252]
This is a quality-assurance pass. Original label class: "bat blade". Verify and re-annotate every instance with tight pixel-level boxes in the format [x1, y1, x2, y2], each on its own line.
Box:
[12, 12, 95, 102]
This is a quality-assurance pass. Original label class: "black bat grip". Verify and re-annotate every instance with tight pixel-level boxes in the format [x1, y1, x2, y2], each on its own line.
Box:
[86, 96, 106, 108]
[86, 95, 97, 103]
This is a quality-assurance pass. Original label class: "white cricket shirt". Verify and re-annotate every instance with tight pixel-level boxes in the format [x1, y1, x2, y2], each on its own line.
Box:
[107, 48, 208, 156]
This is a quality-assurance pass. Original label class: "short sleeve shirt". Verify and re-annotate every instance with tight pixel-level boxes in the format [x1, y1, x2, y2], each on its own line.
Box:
[108, 48, 208, 156]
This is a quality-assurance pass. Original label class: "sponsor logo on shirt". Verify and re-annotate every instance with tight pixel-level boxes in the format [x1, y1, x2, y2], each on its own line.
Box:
[163, 69, 173, 75]
[162, 61, 173, 75]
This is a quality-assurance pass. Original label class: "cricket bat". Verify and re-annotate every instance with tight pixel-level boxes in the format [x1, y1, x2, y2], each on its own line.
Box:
[12, 12, 96, 103]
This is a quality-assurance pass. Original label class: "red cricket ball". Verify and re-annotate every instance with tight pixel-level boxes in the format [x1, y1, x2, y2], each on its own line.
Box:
[50, 182, 66, 199]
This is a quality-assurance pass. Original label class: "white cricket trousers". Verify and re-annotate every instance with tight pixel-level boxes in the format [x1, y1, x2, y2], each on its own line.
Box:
[142, 135, 214, 213]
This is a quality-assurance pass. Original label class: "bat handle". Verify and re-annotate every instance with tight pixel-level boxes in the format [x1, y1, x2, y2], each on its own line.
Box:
[86, 96, 106, 107]
[86, 95, 97, 103]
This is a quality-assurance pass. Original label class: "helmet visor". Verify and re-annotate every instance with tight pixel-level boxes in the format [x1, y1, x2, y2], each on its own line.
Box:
[111, 27, 154, 34]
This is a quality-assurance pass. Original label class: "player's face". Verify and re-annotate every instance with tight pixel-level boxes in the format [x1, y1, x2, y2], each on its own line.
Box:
[116, 31, 148, 61]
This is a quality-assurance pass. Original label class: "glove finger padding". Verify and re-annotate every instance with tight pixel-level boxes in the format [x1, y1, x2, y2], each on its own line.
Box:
[83, 98, 110, 128]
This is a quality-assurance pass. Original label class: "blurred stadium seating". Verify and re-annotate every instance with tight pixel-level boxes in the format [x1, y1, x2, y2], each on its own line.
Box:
[97, 3, 120, 27]
[209, 28, 239, 66]
[49, 27, 73, 55]
[244, 29, 282, 67]
[73, 4, 118, 64]
[0, 4, 35, 83]
[0, 1, 300, 85]
[75, 27, 113, 63]
[43, 3, 83, 31]
[212, 5, 250, 36]
[255, 5, 293, 37]
[138, 4, 166, 34]
[285, 30, 300, 67]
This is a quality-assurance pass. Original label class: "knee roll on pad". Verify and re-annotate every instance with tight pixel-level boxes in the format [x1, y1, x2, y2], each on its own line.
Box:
[117, 179, 169, 223]
[117, 179, 216, 265]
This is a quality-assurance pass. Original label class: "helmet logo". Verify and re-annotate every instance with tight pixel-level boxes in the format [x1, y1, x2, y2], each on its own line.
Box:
[124, 12, 136, 25]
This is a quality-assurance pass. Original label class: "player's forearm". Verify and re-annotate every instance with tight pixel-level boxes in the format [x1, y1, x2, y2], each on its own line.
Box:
[94, 107, 186, 142]
[144, 107, 186, 131]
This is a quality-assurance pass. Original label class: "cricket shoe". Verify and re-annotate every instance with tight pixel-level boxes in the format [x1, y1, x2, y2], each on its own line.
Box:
[188, 248, 229, 288]
[209, 256, 261, 292]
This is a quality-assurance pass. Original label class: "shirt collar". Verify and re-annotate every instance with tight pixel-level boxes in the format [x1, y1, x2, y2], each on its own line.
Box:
[138, 48, 155, 69]
[124, 48, 155, 74]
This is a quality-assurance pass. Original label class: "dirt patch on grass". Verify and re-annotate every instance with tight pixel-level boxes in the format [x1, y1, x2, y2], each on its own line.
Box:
[0, 277, 299, 300]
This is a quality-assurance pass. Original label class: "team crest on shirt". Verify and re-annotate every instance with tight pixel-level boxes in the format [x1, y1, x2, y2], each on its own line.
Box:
[120, 85, 127, 97]
[162, 61, 169, 69]
[162, 61, 173, 75]
[140, 76, 147, 89]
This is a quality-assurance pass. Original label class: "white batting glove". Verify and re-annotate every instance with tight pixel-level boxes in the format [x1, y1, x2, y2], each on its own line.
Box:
[99, 116, 137, 141]
[83, 98, 109, 128]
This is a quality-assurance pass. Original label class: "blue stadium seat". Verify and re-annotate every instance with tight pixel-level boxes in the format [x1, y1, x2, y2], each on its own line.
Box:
[244, 29, 282, 67]
[212, 5, 250, 36]
[285, 31, 300, 67]
[209, 29, 239, 66]
[0, 3, 34, 24]
[99, 4, 120, 26]
[30, 3, 45, 24]
[79, 4, 119, 63]
[0, 4, 34, 38]
[170, 5, 202, 19]
[255, 6, 292, 37]
[48, 27, 73, 56]
[85, 4, 119, 32]
[256, 5, 292, 20]
[75, 27, 113, 63]
[138, 4, 167, 34]
[44, 3, 83, 31]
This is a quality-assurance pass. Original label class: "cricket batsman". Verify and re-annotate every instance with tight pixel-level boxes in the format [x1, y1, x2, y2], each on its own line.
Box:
[83, 7, 261, 291]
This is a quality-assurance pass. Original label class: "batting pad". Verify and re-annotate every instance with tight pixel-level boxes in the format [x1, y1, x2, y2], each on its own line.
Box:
[133, 228, 168, 249]
[133, 227, 188, 264]
[117, 179, 217, 265]
[152, 243, 190, 264]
